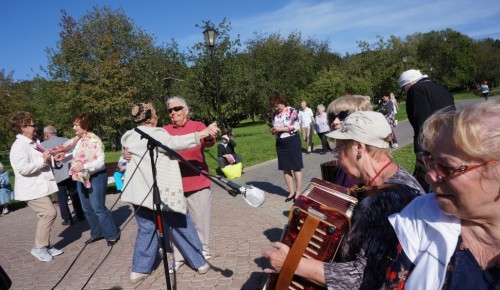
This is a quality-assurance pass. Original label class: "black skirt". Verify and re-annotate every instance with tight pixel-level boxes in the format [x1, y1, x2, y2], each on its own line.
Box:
[276, 133, 303, 171]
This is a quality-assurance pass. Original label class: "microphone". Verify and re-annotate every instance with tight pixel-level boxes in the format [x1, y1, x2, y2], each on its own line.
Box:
[216, 176, 265, 207]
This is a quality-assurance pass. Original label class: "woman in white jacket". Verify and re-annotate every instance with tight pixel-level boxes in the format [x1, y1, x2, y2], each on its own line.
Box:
[383, 100, 500, 289]
[121, 102, 220, 283]
[9, 112, 62, 262]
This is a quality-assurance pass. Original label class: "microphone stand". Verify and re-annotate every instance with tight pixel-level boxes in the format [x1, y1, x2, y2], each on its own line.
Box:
[146, 139, 172, 290]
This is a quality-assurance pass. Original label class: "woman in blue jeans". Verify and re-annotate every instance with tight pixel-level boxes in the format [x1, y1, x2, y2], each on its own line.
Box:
[121, 103, 220, 283]
[54, 113, 119, 245]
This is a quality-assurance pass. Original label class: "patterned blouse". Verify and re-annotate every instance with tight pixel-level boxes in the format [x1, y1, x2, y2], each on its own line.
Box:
[50, 132, 105, 188]
[383, 235, 500, 289]
[272, 106, 300, 139]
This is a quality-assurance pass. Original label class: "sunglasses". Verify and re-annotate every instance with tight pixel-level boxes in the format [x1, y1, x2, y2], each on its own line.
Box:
[422, 155, 497, 179]
[328, 110, 349, 123]
[25, 124, 37, 128]
[167, 106, 184, 113]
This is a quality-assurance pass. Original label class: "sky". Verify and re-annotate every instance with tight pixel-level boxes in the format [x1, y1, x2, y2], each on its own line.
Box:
[2, 0, 499, 81]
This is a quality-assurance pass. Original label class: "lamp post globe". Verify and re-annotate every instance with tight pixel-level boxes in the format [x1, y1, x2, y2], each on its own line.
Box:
[203, 27, 223, 130]
[203, 28, 218, 47]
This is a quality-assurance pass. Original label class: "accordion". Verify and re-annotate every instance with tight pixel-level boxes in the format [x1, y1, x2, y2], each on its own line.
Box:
[265, 178, 358, 290]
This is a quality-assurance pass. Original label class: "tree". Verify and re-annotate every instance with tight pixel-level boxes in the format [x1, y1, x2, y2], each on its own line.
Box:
[474, 38, 500, 87]
[46, 6, 171, 149]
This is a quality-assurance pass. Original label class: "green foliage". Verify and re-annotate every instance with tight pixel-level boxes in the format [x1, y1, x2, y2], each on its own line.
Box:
[204, 119, 277, 172]
[45, 6, 182, 149]
[0, 5, 498, 152]
[392, 143, 416, 173]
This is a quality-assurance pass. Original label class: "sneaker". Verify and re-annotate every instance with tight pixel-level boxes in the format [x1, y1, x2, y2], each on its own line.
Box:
[130, 272, 149, 284]
[168, 260, 185, 274]
[48, 247, 64, 256]
[197, 263, 210, 275]
[31, 246, 53, 262]
[2, 207, 9, 215]
[202, 250, 212, 260]
[392, 143, 399, 148]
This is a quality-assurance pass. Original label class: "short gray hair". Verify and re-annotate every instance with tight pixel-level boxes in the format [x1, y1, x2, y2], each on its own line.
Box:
[44, 125, 57, 135]
[317, 104, 325, 111]
[166, 96, 189, 111]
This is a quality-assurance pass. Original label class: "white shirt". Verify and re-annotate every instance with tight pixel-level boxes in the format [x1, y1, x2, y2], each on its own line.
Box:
[298, 107, 314, 127]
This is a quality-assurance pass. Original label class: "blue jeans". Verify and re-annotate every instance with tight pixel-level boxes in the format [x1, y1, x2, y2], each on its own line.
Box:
[77, 170, 119, 241]
[132, 205, 205, 273]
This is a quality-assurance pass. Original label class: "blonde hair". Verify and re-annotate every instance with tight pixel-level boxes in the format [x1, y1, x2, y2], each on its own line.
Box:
[327, 95, 373, 115]
[421, 99, 500, 161]
[390, 93, 398, 110]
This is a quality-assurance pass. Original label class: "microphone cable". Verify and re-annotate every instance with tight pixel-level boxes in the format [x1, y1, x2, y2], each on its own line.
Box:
[51, 148, 152, 290]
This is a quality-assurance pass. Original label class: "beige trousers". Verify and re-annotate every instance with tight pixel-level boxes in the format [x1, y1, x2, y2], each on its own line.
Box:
[173, 187, 212, 262]
[27, 196, 57, 248]
[301, 125, 313, 149]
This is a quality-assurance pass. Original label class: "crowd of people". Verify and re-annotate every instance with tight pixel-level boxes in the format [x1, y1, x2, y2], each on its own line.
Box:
[3, 68, 498, 289]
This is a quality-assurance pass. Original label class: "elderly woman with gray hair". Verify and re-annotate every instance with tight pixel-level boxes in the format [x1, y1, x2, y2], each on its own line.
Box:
[314, 104, 331, 155]
[121, 102, 220, 283]
[383, 99, 500, 289]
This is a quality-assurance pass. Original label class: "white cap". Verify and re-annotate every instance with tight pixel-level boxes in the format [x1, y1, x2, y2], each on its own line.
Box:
[326, 111, 392, 148]
[398, 69, 427, 87]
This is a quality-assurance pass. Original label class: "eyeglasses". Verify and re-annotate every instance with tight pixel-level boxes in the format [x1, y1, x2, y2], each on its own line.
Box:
[168, 106, 184, 113]
[25, 124, 36, 128]
[328, 110, 349, 123]
[331, 144, 345, 159]
[422, 155, 497, 179]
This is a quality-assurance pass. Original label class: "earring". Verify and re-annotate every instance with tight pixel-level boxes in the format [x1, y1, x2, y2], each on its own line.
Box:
[356, 152, 362, 160]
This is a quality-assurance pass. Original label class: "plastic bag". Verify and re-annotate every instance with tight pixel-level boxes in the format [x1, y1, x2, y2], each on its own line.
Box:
[221, 162, 243, 179]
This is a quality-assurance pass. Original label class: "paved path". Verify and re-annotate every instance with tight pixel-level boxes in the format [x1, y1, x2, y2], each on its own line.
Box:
[0, 97, 495, 289]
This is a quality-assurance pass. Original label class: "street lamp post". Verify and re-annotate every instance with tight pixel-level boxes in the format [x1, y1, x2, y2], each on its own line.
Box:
[203, 27, 223, 129]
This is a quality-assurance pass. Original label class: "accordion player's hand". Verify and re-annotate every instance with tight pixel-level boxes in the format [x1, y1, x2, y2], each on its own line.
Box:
[262, 242, 290, 273]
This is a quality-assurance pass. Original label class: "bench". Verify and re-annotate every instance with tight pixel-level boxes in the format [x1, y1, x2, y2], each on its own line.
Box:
[105, 162, 117, 184]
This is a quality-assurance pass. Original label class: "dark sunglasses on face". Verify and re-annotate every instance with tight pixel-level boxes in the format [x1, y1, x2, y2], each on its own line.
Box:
[422, 154, 497, 179]
[328, 110, 349, 123]
[167, 106, 184, 113]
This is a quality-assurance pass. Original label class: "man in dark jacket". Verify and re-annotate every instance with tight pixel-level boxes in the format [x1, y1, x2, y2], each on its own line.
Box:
[398, 69, 455, 192]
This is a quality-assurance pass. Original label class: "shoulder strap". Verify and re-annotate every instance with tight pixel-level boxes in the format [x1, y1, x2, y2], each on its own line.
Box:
[276, 213, 321, 289]
[350, 183, 412, 206]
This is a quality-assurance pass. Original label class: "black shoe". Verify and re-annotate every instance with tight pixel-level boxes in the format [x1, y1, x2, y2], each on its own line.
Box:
[107, 235, 120, 246]
[285, 196, 296, 202]
[61, 219, 73, 226]
[84, 236, 104, 245]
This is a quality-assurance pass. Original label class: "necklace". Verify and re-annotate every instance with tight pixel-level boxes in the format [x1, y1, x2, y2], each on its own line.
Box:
[368, 161, 392, 186]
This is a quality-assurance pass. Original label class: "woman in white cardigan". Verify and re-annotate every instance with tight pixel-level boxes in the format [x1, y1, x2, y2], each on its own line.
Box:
[121, 102, 220, 283]
[9, 112, 62, 262]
